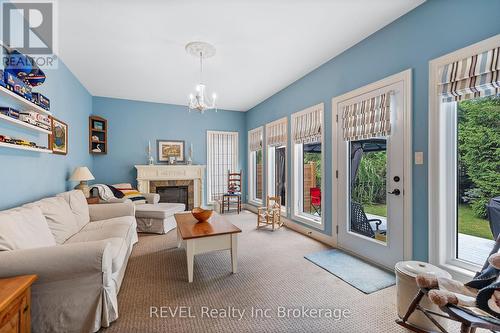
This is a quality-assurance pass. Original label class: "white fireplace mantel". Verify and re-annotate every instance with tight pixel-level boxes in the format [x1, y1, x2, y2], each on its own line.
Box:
[135, 165, 206, 207]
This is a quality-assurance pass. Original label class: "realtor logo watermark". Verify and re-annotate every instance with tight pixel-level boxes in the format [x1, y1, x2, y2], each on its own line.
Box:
[1, 0, 58, 68]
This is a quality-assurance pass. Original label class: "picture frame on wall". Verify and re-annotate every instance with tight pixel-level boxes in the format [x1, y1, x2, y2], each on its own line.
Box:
[49, 117, 68, 155]
[157, 140, 185, 164]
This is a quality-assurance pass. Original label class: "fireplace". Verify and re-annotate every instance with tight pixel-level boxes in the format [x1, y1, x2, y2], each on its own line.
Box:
[156, 186, 188, 209]
[149, 179, 194, 210]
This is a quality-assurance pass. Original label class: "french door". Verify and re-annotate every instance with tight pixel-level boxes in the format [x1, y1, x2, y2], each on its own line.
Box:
[333, 71, 411, 270]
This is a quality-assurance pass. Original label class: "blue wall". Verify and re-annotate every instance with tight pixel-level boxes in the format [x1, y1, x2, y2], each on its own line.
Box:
[246, 0, 500, 260]
[92, 97, 247, 205]
[0, 63, 92, 210]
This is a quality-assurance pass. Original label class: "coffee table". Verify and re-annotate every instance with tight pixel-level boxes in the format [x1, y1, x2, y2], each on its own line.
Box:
[174, 212, 242, 282]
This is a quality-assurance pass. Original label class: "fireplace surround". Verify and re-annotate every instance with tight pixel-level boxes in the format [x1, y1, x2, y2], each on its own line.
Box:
[135, 165, 205, 208]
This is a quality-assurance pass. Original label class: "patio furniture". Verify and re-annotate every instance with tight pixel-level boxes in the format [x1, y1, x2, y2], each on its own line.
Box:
[487, 196, 500, 239]
[257, 195, 283, 231]
[350, 201, 385, 239]
[310, 187, 321, 216]
[221, 170, 242, 214]
[396, 235, 500, 333]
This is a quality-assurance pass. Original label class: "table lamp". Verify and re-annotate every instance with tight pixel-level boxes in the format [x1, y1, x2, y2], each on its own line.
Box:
[70, 166, 95, 198]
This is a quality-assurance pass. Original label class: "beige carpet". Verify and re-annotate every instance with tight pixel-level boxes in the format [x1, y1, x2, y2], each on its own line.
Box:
[100, 210, 406, 333]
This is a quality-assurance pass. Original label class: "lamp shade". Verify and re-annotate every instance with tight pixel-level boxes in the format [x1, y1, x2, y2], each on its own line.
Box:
[70, 167, 95, 182]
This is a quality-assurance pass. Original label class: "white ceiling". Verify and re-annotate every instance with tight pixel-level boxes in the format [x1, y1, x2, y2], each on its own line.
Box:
[57, 0, 424, 111]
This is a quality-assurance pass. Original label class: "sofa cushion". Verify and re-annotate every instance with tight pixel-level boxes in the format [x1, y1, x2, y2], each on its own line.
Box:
[135, 203, 185, 219]
[0, 206, 56, 250]
[57, 190, 90, 229]
[25, 197, 80, 245]
[65, 217, 135, 273]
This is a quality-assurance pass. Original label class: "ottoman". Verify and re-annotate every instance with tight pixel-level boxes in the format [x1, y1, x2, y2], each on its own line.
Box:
[135, 203, 186, 234]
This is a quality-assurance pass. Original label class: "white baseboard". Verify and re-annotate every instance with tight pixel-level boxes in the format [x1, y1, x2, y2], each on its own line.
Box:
[243, 204, 335, 247]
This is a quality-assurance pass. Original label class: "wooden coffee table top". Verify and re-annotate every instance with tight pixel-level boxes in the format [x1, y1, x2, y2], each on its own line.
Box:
[175, 212, 242, 240]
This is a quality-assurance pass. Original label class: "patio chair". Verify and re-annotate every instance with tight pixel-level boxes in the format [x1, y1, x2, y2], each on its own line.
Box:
[350, 202, 385, 239]
[310, 187, 321, 216]
[397, 235, 500, 333]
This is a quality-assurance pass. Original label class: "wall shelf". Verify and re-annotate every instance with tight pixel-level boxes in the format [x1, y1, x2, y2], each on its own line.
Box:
[0, 85, 52, 116]
[0, 141, 52, 153]
[0, 113, 52, 134]
[89, 115, 108, 154]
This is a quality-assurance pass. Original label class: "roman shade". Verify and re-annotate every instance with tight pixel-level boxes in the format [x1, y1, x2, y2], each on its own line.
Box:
[438, 47, 499, 102]
[248, 127, 263, 151]
[266, 117, 287, 147]
[292, 103, 323, 144]
[342, 92, 391, 141]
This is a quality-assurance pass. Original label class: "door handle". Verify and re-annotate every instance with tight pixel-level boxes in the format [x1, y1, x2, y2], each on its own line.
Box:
[388, 189, 401, 196]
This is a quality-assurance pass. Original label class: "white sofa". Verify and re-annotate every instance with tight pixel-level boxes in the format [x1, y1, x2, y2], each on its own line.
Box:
[0, 190, 137, 333]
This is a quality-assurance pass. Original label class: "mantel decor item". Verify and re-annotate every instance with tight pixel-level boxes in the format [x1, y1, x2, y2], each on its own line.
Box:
[147, 140, 154, 165]
[70, 166, 95, 198]
[187, 143, 193, 165]
[157, 140, 185, 164]
[49, 117, 68, 155]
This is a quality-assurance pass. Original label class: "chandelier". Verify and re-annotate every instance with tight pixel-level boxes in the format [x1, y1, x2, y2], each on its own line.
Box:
[186, 42, 217, 113]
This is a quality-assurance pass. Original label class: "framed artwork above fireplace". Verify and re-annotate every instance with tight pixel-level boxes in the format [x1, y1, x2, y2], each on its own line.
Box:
[157, 140, 185, 163]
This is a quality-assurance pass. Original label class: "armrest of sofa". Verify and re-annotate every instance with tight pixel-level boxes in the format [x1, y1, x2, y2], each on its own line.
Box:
[0, 240, 112, 283]
[89, 201, 135, 221]
[143, 193, 160, 204]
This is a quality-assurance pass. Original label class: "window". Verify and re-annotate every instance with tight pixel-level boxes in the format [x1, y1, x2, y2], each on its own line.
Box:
[291, 103, 324, 227]
[206, 131, 239, 204]
[266, 118, 287, 212]
[429, 37, 500, 278]
[248, 127, 263, 204]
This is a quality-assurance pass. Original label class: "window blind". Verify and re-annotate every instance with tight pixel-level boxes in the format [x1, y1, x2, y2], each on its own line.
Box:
[292, 103, 323, 144]
[206, 131, 238, 203]
[438, 46, 499, 102]
[342, 92, 391, 141]
[248, 127, 263, 151]
[266, 117, 287, 147]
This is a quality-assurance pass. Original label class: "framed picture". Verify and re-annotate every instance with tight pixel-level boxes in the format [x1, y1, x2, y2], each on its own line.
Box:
[157, 140, 185, 163]
[49, 117, 68, 155]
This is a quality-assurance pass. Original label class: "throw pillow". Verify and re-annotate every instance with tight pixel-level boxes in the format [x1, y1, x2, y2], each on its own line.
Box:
[57, 190, 90, 229]
[24, 196, 80, 245]
[0, 206, 56, 251]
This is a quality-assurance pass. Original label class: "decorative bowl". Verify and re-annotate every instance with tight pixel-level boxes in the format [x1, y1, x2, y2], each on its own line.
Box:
[191, 207, 213, 223]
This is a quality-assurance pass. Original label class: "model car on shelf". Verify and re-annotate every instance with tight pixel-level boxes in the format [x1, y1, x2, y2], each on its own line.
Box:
[0, 70, 5, 88]
[31, 92, 50, 111]
[0, 107, 20, 119]
[18, 113, 38, 125]
[4, 71, 32, 100]
[19, 139, 37, 147]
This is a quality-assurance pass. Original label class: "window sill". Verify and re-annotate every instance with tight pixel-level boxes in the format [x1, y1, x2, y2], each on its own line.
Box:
[292, 213, 324, 230]
[248, 200, 263, 207]
[435, 261, 476, 283]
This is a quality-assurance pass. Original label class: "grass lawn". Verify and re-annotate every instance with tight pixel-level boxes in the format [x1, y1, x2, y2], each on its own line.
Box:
[363, 204, 387, 217]
[362, 203, 492, 240]
[458, 204, 492, 240]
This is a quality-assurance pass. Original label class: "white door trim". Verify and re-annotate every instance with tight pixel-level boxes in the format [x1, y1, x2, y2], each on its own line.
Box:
[428, 34, 500, 281]
[331, 68, 413, 262]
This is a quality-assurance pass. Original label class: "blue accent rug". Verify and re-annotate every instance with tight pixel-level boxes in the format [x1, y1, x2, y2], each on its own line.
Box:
[304, 249, 395, 294]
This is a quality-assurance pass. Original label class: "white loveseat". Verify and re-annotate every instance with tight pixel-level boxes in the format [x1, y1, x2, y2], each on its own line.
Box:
[0, 190, 137, 333]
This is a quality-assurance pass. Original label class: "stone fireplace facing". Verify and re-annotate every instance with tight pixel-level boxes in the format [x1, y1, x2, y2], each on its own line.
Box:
[135, 165, 205, 209]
